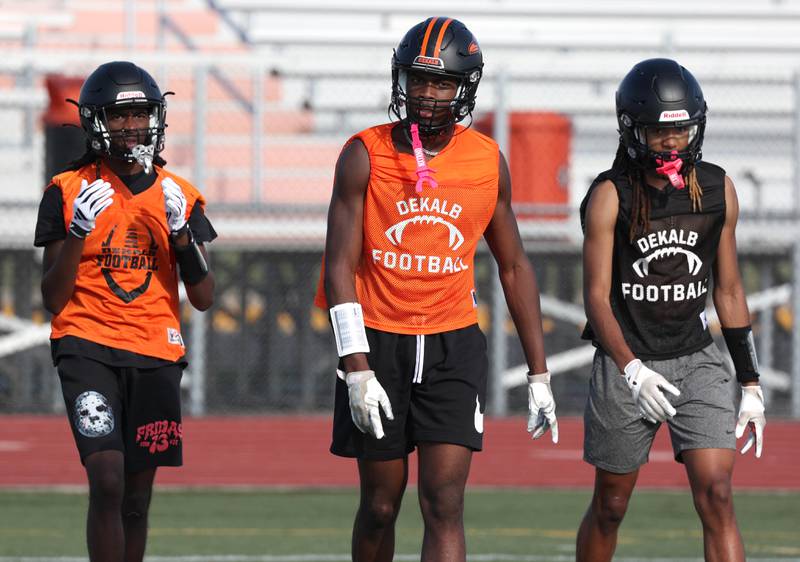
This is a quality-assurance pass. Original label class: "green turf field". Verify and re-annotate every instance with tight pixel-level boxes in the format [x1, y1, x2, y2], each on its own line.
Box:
[0, 488, 798, 560]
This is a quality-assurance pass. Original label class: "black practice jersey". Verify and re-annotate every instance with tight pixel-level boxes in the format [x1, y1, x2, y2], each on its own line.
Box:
[581, 161, 727, 360]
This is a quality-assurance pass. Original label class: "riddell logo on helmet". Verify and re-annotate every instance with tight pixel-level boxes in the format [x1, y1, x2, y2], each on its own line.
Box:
[414, 56, 444, 69]
[659, 109, 690, 122]
[116, 90, 146, 100]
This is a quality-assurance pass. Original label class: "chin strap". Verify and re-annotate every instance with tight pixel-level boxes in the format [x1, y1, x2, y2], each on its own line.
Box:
[654, 150, 685, 189]
[409, 123, 438, 194]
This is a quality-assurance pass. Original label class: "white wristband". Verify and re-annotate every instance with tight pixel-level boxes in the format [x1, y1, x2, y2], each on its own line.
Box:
[329, 302, 370, 357]
[526, 371, 551, 384]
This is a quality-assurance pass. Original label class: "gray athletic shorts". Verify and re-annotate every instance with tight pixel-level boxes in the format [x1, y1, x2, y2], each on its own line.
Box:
[583, 343, 737, 474]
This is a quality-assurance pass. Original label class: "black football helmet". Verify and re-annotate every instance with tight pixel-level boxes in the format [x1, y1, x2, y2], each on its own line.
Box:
[77, 61, 168, 171]
[390, 17, 483, 132]
[616, 58, 707, 168]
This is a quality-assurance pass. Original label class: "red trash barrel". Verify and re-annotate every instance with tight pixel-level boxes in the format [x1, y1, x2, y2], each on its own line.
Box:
[42, 74, 86, 184]
[476, 111, 571, 218]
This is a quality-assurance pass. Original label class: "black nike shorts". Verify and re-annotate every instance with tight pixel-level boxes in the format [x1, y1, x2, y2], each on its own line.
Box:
[57, 355, 184, 472]
[331, 323, 488, 460]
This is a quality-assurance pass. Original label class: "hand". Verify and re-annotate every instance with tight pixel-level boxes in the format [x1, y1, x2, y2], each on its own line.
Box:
[70, 179, 114, 238]
[344, 370, 394, 439]
[162, 177, 188, 234]
[735, 385, 766, 458]
[623, 359, 681, 423]
[527, 371, 558, 443]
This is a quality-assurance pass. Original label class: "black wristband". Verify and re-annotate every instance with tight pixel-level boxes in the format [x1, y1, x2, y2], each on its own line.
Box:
[69, 223, 89, 239]
[173, 228, 209, 285]
[722, 326, 760, 383]
[169, 222, 191, 242]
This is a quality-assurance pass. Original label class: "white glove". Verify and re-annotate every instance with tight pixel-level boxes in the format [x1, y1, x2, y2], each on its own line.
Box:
[70, 179, 114, 238]
[623, 359, 681, 424]
[162, 177, 188, 234]
[735, 385, 766, 458]
[527, 371, 558, 443]
[344, 370, 394, 439]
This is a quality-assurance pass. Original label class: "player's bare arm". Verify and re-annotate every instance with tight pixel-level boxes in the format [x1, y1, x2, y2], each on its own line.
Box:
[483, 152, 548, 374]
[714, 175, 766, 455]
[582, 180, 635, 371]
[322, 137, 394, 439]
[41, 237, 83, 314]
[323, 138, 371, 374]
[484, 152, 557, 441]
[712, 176, 751, 332]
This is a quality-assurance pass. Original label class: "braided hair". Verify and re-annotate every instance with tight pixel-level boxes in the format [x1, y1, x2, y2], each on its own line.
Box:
[612, 143, 704, 241]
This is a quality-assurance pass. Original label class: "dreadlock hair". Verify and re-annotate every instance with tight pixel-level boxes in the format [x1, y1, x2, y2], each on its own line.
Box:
[61, 142, 167, 173]
[612, 143, 704, 241]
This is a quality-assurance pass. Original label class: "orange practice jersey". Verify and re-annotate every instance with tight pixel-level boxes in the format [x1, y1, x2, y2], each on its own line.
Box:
[316, 123, 499, 334]
[49, 161, 205, 361]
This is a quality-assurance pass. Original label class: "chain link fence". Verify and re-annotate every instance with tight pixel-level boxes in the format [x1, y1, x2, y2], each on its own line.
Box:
[1, 52, 799, 417]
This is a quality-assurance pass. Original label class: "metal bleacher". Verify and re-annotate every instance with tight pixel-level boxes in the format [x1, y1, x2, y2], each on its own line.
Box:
[209, 0, 800, 222]
[2, 0, 800, 242]
[0, 0, 255, 245]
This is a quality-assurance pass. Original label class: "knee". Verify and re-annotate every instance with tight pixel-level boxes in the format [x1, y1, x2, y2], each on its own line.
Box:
[360, 497, 400, 528]
[87, 470, 124, 509]
[693, 479, 734, 521]
[593, 492, 630, 530]
[122, 490, 153, 522]
[419, 486, 464, 525]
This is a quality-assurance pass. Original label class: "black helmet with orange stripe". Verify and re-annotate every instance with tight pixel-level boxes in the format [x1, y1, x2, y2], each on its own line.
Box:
[390, 17, 483, 132]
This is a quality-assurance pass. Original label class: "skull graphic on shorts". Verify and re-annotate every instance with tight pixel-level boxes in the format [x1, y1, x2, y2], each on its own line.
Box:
[74, 391, 115, 438]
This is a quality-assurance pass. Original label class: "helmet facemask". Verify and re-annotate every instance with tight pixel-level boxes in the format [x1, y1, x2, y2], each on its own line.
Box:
[84, 100, 166, 173]
[390, 65, 481, 135]
[619, 112, 706, 172]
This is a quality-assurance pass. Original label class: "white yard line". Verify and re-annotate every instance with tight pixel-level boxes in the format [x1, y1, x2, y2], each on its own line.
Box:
[0, 554, 791, 562]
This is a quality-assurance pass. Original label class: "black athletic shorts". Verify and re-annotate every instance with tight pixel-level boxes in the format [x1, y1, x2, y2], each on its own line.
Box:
[57, 355, 184, 472]
[331, 323, 488, 460]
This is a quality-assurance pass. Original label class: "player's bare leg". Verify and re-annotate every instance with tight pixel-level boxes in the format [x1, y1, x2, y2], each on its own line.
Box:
[353, 457, 408, 562]
[417, 442, 473, 562]
[85, 450, 126, 562]
[122, 468, 157, 562]
[683, 448, 744, 562]
[576, 467, 639, 562]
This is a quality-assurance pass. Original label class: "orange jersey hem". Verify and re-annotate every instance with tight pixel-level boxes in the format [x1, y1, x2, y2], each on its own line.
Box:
[364, 316, 478, 336]
[50, 329, 185, 363]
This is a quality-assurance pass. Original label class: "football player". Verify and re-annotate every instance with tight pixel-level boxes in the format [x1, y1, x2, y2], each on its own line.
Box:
[577, 58, 765, 562]
[315, 17, 556, 561]
[34, 61, 216, 562]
